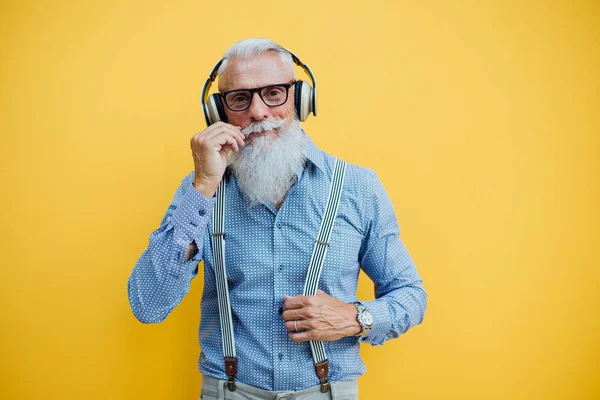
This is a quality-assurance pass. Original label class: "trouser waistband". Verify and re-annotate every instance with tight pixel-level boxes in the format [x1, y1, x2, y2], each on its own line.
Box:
[200, 375, 358, 400]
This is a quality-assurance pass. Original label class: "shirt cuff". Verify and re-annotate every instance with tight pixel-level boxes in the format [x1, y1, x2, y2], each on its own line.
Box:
[171, 182, 216, 244]
[357, 299, 392, 346]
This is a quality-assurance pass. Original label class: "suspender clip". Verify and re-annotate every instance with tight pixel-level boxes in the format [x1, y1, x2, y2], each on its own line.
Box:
[225, 357, 237, 392]
[315, 360, 330, 393]
[227, 377, 236, 392]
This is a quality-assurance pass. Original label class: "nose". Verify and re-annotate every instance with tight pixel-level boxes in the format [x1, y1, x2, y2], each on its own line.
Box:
[247, 91, 269, 121]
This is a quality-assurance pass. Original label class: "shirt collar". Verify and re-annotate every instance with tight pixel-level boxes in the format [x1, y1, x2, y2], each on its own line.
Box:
[303, 134, 326, 175]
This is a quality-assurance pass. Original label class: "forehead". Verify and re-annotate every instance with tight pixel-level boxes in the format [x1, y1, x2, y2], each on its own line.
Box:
[219, 52, 294, 91]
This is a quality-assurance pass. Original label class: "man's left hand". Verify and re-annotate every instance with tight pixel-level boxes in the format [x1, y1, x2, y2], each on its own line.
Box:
[282, 290, 361, 342]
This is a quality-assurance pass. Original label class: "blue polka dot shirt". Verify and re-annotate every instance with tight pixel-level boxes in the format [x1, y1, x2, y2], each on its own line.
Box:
[127, 136, 427, 391]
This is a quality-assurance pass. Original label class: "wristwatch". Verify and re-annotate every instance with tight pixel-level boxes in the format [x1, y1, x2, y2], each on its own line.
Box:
[353, 302, 373, 336]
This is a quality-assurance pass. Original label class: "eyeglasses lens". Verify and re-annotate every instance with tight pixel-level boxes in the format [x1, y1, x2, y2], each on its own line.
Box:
[224, 85, 288, 111]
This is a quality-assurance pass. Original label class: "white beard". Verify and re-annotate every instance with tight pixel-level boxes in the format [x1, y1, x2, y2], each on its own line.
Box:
[228, 119, 308, 207]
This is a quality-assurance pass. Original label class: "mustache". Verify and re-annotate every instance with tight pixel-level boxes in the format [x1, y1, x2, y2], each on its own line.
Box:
[241, 118, 288, 136]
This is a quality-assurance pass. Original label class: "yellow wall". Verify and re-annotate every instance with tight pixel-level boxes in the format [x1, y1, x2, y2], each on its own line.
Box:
[1, 0, 598, 399]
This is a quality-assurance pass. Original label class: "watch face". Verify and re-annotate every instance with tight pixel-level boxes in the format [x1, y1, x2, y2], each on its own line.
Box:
[361, 310, 373, 326]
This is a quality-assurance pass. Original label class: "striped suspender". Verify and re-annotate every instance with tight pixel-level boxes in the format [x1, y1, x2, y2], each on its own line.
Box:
[211, 179, 238, 391]
[211, 158, 347, 392]
[302, 158, 347, 392]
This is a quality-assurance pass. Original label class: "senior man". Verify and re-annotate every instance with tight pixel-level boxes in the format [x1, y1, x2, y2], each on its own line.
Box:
[127, 38, 427, 400]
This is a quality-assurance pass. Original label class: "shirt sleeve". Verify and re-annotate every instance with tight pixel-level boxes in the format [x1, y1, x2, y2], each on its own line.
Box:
[127, 172, 216, 324]
[357, 170, 428, 345]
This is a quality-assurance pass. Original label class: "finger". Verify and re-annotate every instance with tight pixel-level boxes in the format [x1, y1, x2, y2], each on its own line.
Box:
[204, 126, 242, 145]
[216, 123, 245, 147]
[282, 300, 302, 312]
[287, 318, 321, 332]
[284, 320, 304, 332]
[200, 124, 245, 147]
[283, 295, 306, 311]
[211, 132, 240, 153]
[222, 128, 246, 150]
[282, 308, 306, 321]
[214, 137, 238, 155]
[231, 126, 245, 147]
[203, 121, 239, 135]
[288, 331, 311, 343]
[212, 125, 244, 148]
[194, 121, 229, 140]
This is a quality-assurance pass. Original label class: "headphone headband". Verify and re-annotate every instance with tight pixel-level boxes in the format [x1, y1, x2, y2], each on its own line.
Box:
[287, 50, 317, 118]
[201, 59, 224, 124]
[201, 48, 317, 126]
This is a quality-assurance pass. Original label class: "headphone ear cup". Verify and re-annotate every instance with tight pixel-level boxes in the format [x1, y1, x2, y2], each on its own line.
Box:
[294, 80, 313, 122]
[206, 94, 228, 125]
[215, 95, 228, 123]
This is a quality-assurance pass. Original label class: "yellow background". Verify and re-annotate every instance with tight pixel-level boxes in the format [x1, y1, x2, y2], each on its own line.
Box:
[1, 0, 598, 399]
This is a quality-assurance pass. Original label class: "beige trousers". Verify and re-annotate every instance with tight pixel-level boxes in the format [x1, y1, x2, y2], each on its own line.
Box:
[199, 376, 358, 400]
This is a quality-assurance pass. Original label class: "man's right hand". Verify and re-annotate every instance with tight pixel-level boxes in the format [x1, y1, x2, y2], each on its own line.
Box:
[190, 122, 246, 198]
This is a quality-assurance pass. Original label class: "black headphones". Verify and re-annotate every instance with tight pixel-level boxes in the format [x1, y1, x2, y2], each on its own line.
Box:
[201, 49, 317, 126]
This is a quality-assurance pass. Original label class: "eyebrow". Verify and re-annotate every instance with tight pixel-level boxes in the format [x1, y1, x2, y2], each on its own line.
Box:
[220, 81, 294, 95]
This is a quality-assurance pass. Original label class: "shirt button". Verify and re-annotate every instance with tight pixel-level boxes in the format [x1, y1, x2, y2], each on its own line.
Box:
[278, 264, 284, 271]
[278, 352, 284, 360]
[276, 223, 282, 229]
[198, 209, 206, 216]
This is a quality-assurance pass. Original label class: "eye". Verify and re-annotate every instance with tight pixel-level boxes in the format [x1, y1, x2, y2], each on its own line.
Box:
[267, 87, 283, 97]
[232, 94, 249, 103]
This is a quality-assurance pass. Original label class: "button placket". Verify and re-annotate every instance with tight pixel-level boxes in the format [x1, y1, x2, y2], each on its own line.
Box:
[273, 214, 284, 391]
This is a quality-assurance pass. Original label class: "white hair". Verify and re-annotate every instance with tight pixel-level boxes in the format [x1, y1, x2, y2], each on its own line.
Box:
[217, 38, 295, 78]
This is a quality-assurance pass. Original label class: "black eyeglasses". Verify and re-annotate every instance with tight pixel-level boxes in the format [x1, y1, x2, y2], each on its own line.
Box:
[220, 81, 296, 111]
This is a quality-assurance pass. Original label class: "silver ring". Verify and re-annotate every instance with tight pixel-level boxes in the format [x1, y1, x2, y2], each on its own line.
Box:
[294, 320, 299, 332]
